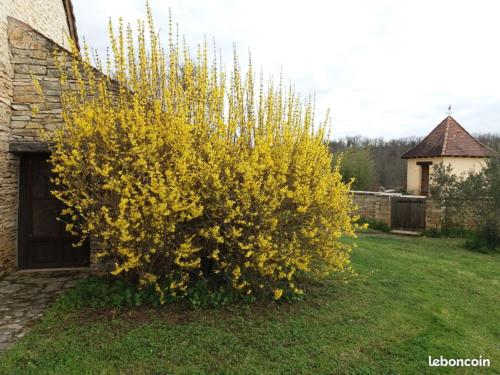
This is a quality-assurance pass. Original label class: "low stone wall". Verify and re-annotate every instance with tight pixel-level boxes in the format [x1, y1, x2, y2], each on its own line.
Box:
[352, 191, 400, 226]
[440, 200, 483, 230]
[353, 191, 480, 231]
[425, 199, 442, 230]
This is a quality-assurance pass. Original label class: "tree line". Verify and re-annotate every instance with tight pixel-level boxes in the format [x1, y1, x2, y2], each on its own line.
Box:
[329, 133, 500, 192]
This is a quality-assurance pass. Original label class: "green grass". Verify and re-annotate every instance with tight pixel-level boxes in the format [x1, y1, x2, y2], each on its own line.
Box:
[1, 234, 499, 374]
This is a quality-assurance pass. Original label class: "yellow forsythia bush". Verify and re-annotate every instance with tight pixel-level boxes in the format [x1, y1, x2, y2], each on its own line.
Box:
[49, 8, 357, 302]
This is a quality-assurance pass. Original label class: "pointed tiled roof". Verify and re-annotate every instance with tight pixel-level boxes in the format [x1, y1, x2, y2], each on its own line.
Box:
[401, 116, 495, 158]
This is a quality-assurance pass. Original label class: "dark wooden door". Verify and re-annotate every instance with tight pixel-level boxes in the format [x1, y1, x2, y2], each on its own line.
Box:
[391, 197, 426, 232]
[18, 154, 90, 269]
[420, 164, 430, 196]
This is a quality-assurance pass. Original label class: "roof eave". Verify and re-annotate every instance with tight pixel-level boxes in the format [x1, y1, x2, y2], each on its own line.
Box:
[62, 0, 79, 50]
[402, 154, 493, 159]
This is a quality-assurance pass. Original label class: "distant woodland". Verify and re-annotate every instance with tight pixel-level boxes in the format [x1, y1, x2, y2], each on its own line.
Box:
[329, 133, 500, 192]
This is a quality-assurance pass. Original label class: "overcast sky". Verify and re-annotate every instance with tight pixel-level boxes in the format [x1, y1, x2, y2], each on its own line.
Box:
[72, 0, 500, 139]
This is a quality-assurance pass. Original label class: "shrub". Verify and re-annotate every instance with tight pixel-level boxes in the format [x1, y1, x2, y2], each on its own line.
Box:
[356, 217, 390, 233]
[423, 227, 474, 238]
[57, 276, 157, 309]
[57, 276, 250, 309]
[47, 7, 357, 303]
[464, 225, 500, 253]
[431, 157, 499, 252]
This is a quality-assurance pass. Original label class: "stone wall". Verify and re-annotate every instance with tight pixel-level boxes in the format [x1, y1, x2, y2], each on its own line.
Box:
[352, 191, 396, 226]
[0, 64, 14, 275]
[0, 0, 70, 276]
[425, 199, 442, 230]
[9, 19, 68, 141]
[353, 191, 481, 232]
[0, 0, 70, 64]
[439, 199, 483, 231]
[1, 18, 117, 274]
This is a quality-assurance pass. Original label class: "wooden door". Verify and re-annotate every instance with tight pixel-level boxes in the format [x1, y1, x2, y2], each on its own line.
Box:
[391, 197, 427, 232]
[18, 154, 90, 269]
[420, 164, 430, 196]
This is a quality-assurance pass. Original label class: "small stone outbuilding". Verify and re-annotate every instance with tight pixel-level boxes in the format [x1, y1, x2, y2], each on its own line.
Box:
[402, 115, 495, 196]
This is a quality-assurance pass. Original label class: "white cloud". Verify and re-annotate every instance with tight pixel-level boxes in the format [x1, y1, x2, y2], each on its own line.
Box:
[73, 0, 500, 138]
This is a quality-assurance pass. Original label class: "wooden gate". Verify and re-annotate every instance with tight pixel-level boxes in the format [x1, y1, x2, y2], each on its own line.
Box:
[391, 196, 426, 232]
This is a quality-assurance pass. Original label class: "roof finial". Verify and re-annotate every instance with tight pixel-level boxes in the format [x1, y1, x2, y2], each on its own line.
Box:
[447, 105, 452, 115]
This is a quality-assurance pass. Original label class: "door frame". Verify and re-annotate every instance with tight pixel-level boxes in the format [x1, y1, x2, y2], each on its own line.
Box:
[417, 161, 433, 196]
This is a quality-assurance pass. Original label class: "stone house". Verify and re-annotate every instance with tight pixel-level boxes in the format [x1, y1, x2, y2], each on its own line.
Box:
[402, 115, 495, 196]
[0, 0, 89, 276]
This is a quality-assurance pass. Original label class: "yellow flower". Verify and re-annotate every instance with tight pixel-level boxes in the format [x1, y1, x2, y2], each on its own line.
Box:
[274, 289, 283, 300]
[46, 4, 356, 304]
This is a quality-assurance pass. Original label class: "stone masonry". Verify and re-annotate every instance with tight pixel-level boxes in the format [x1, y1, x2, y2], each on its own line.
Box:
[9, 19, 70, 141]
[0, 270, 89, 353]
[352, 191, 394, 226]
[352, 190, 480, 231]
[425, 199, 442, 230]
[1, 17, 116, 275]
[0, 0, 72, 276]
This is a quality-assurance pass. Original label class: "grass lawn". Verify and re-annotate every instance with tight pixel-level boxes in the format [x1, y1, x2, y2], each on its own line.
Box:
[1, 234, 499, 374]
